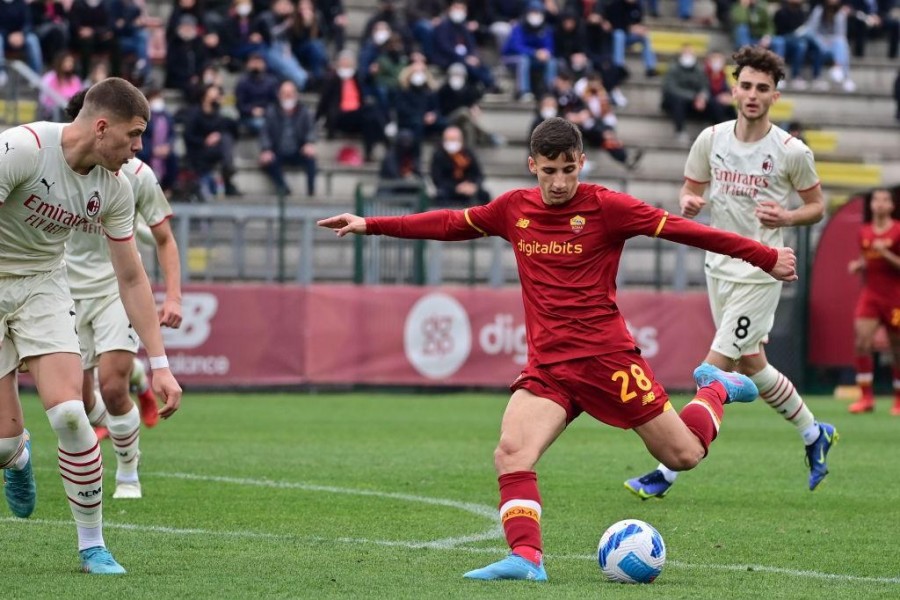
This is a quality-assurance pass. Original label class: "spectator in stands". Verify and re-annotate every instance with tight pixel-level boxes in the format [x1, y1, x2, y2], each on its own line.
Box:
[166, 0, 223, 46]
[430, 125, 491, 207]
[185, 62, 227, 104]
[772, 0, 811, 89]
[69, 0, 118, 78]
[358, 19, 394, 87]
[847, 0, 899, 59]
[895, 68, 900, 121]
[291, 0, 329, 87]
[316, 50, 387, 163]
[703, 50, 739, 122]
[503, 1, 557, 101]
[258, 0, 309, 91]
[371, 32, 409, 114]
[30, 0, 70, 71]
[433, 1, 498, 90]
[139, 87, 180, 195]
[182, 83, 241, 199]
[394, 60, 445, 162]
[235, 52, 279, 136]
[39, 51, 82, 120]
[259, 80, 318, 197]
[109, 0, 151, 84]
[604, 0, 658, 79]
[437, 62, 506, 147]
[661, 44, 713, 145]
[314, 0, 345, 54]
[577, 1, 628, 107]
[482, 0, 527, 52]
[84, 56, 110, 86]
[554, 7, 590, 78]
[223, 0, 266, 63]
[164, 13, 209, 97]
[362, 0, 414, 53]
[378, 129, 424, 196]
[532, 93, 560, 127]
[405, 0, 445, 60]
[572, 72, 644, 170]
[0, 0, 45, 85]
[731, 0, 774, 50]
[799, 0, 856, 92]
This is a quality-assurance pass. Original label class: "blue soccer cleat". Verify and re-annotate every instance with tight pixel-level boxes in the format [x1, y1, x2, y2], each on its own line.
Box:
[80, 546, 127, 574]
[693, 363, 759, 404]
[624, 469, 672, 500]
[463, 553, 548, 582]
[805, 423, 838, 491]
[3, 429, 36, 518]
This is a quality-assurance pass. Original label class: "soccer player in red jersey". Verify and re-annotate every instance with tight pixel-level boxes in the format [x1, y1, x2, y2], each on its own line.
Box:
[318, 118, 797, 582]
[848, 188, 900, 415]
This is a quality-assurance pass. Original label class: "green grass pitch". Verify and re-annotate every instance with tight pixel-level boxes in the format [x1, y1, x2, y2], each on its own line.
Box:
[3, 391, 899, 599]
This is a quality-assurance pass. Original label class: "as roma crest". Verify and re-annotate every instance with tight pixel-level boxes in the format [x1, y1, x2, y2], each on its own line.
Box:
[570, 215, 586, 234]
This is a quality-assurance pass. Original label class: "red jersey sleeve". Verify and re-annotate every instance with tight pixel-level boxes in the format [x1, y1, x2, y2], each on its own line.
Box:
[599, 190, 778, 274]
[366, 191, 513, 241]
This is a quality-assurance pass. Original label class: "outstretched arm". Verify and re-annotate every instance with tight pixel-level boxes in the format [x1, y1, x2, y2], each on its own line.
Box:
[318, 209, 489, 241]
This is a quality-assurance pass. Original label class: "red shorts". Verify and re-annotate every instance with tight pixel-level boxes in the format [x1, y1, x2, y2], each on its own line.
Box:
[855, 289, 900, 332]
[511, 349, 673, 430]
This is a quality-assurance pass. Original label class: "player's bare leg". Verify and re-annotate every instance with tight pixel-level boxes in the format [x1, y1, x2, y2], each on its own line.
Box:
[0, 364, 35, 519]
[98, 351, 143, 500]
[27, 352, 125, 574]
[889, 329, 900, 416]
[82, 368, 109, 441]
[463, 389, 565, 582]
[626, 363, 758, 499]
[849, 317, 880, 413]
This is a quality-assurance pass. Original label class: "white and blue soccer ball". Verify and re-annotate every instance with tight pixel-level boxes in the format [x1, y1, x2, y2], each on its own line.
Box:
[597, 519, 666, 583]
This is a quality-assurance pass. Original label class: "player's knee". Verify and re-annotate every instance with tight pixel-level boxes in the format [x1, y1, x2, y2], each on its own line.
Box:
[493, 438, 536, 473]
[854, 339, 873, 356]
[0, 433, 24, 466]
[98, 379, 131, 412]
[660, 447, 704, 472]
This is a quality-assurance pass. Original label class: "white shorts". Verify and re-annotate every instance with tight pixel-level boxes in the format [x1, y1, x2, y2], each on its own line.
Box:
[707, 275, 783, 360]
[0, 266, 80, 377]
[75, 294, 139, 370]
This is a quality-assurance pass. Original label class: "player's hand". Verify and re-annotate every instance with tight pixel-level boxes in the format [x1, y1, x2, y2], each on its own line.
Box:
[848, 258, 864, 274]
[150, 368, 182, 419]
[158, 297, 183, 328]
[769, 247, 797, 281]
[680, 194, 706, 218]
[317, 213, 367, 237]
[755, 200, 791, 228]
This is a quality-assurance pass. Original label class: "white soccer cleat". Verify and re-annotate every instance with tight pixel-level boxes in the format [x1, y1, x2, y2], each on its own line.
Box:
[112, 481, 142, 499]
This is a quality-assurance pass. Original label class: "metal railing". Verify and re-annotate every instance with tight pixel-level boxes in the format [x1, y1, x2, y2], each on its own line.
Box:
[1, 61, 70, 124]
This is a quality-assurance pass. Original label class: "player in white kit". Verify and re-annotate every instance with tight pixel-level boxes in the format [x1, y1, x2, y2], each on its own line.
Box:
[0, 78, 182, 574]
[63, 89, 183, 500]
[626, 46, 838, 497]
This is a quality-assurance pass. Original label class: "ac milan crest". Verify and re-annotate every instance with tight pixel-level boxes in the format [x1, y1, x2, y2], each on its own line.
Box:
[86, 191, 101, 217]
[761, 155, 774, 175]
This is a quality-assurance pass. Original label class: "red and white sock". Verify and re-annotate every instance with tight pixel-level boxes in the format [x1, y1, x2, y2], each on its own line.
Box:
[679, 381, 725, 456]
[855, 355, 875, 401]
[751, 365, 819, 444]
[107, 404, 141, 483]
[47, 400, 105, 550]
[85, 389, 109, 427]
[498, 471, 543, 566]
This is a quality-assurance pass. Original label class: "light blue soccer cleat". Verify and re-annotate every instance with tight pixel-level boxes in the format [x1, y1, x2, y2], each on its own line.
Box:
[805, 423, 838, 491]
[693, 363, 759, 404]
[463, 553, 548, 581]
[624, 469, 672, 500]
[80, 546, 127, 574]
[3, 429, 36, 518]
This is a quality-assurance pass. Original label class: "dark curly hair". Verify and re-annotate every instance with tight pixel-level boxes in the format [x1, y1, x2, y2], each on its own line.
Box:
[732, 45, 786, 86]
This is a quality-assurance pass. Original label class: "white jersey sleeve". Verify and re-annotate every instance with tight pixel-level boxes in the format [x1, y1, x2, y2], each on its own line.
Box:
[0, 126, 41, 203]
[784, 139, 820, 193]
[131, 160, 173, 228]
[683, 124, 716, 184]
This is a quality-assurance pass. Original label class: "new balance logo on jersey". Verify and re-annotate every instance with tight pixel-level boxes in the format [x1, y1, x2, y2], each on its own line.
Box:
[40, 178, 55, 195]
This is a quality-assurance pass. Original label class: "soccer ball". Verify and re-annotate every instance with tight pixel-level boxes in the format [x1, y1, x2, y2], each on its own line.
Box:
[597, 519, 666, 583]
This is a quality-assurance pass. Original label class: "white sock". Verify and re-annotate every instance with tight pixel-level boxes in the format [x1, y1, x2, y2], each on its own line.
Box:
[657, 464, 678, 483]
[107, 404, 141, 483]
[0, 434, 29, 470]
[76, 525, 105, 552]
[86, 389, 109, 428]
[750, 365, 817, 441]
[46, 400, 104, 544]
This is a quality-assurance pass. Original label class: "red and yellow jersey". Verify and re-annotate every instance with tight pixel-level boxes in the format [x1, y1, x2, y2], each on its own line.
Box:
[860, 220, 900, 296]
[367, 183, 776, 365]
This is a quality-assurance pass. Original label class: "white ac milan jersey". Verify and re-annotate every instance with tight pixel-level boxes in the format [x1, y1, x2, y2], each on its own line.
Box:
[67, 158, 173, 299]
[684, 120, 819, 283]
[0, 122, 134, 276]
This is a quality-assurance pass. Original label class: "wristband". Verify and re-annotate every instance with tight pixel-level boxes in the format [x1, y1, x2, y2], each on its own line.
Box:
[149, 355, 169, 370]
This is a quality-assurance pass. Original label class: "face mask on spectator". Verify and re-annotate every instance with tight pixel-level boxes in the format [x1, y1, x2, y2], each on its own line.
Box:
[679, 54, 696, 68]
[448, 76, 465, 90]
[373, 29, 390, 45]
[526, 12, 544, 27]
[540, 107, 556, 119]
[236, 3, 252, 16]
[709, 57, 724, 72]
[281, 98, 297, 111]
[443, 141, 462, 154]
[409, 72, 427, 87]
[149, 98, 166, 112]
[337, 67, 355, 79]
[210, 100, 221, 111]
[449, 9, 466, 23]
